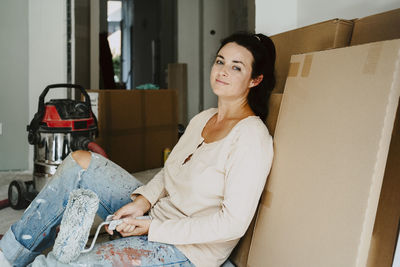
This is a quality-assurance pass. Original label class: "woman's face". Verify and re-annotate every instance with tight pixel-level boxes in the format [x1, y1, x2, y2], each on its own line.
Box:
[210, 42, 258, 101]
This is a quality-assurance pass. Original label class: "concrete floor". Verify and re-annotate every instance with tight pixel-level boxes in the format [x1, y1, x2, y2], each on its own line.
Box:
[0, 168, 159, 235]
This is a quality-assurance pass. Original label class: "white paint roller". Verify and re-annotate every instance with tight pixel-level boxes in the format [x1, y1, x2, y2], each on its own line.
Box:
[52, 189, 100, 263]
[51, 189, 150, 264]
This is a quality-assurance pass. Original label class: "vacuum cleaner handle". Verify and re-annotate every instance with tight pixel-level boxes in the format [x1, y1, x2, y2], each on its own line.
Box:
[28, 83, 96, 145]
[38, 83, 92, 113]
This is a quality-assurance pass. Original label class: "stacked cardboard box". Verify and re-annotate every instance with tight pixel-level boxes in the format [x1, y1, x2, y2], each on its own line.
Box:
[350, 8, 400, 46]
[87, 89, 178, 173]
[271, 19, 353, 93]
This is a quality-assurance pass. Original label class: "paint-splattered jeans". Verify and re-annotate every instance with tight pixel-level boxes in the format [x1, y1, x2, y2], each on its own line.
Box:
[0, 153, 194, 267]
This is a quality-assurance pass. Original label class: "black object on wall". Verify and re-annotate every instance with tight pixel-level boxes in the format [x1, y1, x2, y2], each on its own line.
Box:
[99, 32, 116, 89]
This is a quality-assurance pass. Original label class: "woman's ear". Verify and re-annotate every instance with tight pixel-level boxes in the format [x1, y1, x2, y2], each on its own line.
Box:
[249, 75, 263, 88]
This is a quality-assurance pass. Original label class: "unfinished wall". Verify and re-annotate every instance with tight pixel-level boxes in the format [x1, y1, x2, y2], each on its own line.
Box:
[297, 0, 400, 28]
[0, 0, 29, 170]
[177, 0, 201, 121]
[256, 0, 400, 35]
[28, 0, 67, 170]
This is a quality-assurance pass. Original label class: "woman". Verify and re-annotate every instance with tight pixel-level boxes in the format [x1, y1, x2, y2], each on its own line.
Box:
[0, 32, 275, 267]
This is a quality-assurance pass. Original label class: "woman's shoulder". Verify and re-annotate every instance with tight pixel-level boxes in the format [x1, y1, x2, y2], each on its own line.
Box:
[232, 116, 272, 145]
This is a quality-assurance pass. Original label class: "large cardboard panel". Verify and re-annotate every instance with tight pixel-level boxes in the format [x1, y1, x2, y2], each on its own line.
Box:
[367, 102, 400, 267]
[229, 93, 283, 267]
[248, 40, 400, 267]
[271, 19, 353, 93]
[351, 8, 400, 46]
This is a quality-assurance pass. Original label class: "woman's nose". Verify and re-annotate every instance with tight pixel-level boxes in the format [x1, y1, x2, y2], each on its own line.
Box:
[219, 65, 229, 76]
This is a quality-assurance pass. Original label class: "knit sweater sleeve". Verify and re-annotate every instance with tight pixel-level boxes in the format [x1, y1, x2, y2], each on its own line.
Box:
[148, 125, 274, 244]
[131, 168, 166, 207]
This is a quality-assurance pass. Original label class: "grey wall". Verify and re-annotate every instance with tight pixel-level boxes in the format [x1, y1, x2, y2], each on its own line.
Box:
[0, 0, 29, 170]
[256, 0, 400, 35]
[132, 0, 177, 88]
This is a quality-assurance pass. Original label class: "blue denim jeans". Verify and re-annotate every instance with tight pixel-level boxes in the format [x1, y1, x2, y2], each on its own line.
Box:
[0, 153, 194, 267]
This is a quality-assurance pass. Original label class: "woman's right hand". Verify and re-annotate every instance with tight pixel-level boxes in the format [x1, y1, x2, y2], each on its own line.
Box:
[105, 195, 151, 235]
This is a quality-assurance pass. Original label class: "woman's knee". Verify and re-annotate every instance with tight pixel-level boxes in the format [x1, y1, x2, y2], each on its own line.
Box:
[71, 150, 91, 170]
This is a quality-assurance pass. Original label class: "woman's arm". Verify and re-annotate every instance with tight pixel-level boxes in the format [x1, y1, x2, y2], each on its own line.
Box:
[130, 168, 167, 207]
[148, 133, 273, 244]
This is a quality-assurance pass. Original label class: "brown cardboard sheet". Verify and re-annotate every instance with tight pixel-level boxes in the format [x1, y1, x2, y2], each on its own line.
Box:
[351, 8, 400, 46]
[248, 40, 400, 267]
[271, 19, 353, 93]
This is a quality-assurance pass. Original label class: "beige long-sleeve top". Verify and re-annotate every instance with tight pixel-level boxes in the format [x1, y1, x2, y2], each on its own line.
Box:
[132, 108, 273, 267]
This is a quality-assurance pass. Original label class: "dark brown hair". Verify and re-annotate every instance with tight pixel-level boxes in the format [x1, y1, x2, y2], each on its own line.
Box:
[218, 32, 276, 122]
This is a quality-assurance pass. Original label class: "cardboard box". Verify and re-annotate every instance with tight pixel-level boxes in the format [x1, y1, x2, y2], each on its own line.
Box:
[271, 19, 353, 93]
[229, 93, 283, 267]
[87, 89, 178, 173]
[351, 8, 400, 46]
[168, 63, 188, 126]
[248, 40, 400, 267]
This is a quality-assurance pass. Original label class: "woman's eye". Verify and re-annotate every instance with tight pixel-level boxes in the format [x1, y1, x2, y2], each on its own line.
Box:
[233, 66, 241, 71]
[215, 59, 223, 65]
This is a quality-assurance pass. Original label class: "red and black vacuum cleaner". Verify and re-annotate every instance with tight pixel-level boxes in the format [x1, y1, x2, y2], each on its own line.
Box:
[7, 84, 107, 210]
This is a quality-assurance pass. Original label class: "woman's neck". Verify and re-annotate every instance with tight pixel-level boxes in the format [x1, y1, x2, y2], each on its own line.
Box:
[215, 98, 254, 123]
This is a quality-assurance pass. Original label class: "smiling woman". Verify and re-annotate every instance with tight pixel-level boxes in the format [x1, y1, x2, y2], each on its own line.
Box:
[0, 32, 276, 267]
[210, 42, 256, 101]
[215, 32, 276, 122]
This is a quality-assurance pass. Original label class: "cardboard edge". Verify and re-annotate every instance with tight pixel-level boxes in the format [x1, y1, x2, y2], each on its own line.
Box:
[273, 18, 354, 38]
[356, 45, 400, 267]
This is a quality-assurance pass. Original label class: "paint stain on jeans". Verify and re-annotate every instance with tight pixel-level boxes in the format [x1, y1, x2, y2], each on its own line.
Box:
[96, 243, 151, 266]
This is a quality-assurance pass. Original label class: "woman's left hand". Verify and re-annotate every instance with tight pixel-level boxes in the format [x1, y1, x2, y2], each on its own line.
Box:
[116, 218, 151, 237]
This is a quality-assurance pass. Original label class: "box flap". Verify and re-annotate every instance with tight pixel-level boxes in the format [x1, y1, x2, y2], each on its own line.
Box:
[351, 8, 400, 46]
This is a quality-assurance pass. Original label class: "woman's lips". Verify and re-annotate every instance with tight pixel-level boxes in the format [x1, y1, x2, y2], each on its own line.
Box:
[216, 79, 229, 85]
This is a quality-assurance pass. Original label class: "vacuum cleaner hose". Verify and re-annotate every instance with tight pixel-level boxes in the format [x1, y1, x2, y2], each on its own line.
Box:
[71, 137, 108, 159]
[87, 142, 108, 159]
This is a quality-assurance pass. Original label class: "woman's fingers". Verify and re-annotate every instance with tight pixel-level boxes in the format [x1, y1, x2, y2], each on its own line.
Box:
[104, 224, 113, 235]
[122, 218, 151, 235]
[112, 202, 144, 220]
[127, 225, 136, 232]
[114, 218, 150, 236]
[121, 223, 136, 233]
[113, 206, 128, 220]
[116, 222, 128, 233]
